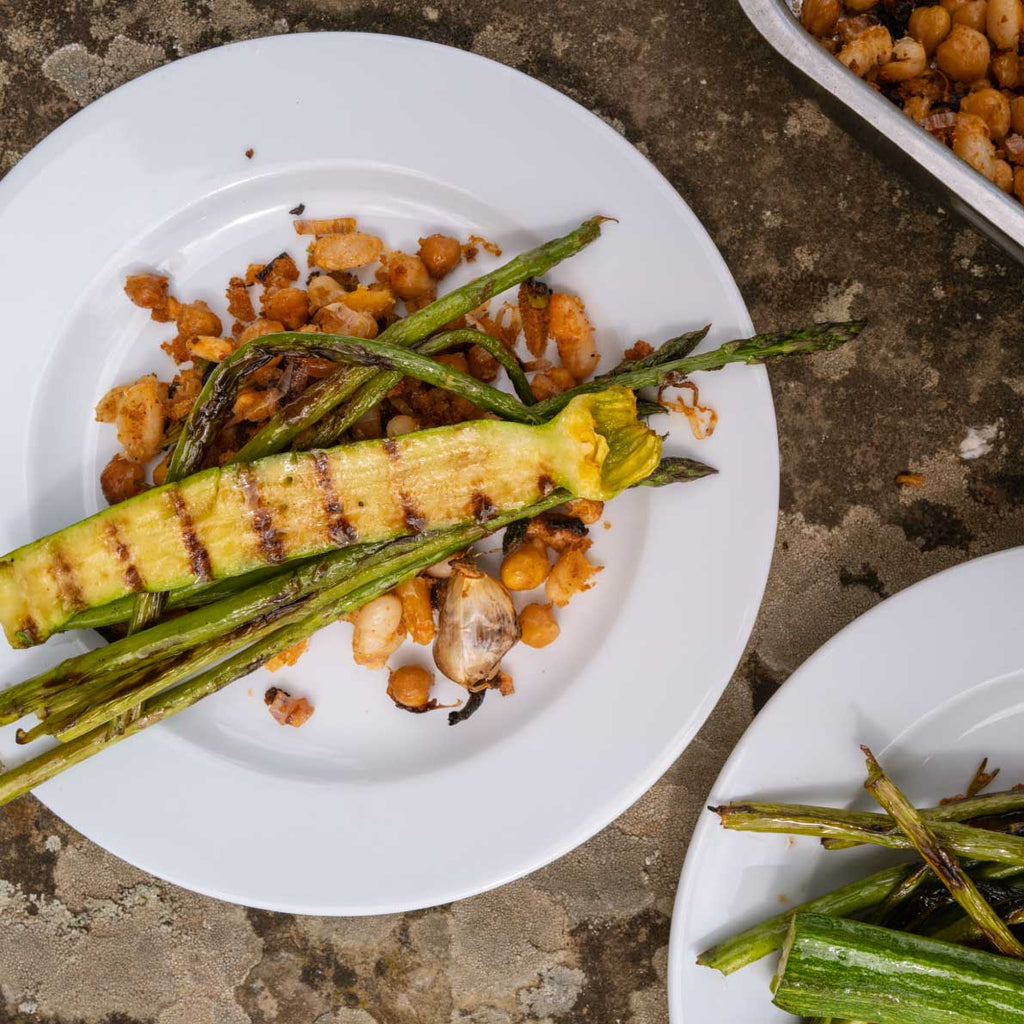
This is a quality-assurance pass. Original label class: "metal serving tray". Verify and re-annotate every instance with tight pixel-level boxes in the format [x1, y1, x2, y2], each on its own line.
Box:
[739, 0, 1024, 262]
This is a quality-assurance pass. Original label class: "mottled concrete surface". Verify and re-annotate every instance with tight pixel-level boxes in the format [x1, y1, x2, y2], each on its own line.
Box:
[2, 2, 1024, 1022]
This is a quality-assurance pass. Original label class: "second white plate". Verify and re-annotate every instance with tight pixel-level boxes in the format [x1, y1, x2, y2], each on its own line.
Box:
[669, 546, 1024, 1021]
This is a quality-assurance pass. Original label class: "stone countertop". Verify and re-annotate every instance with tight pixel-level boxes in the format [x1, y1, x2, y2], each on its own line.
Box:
[2, 2, 1023, 1022]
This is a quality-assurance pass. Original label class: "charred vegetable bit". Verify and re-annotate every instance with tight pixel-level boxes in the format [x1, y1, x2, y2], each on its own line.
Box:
[862, 746, 1024, 957]
[448, 688, 486, 726]
[264, 686, 314, 727]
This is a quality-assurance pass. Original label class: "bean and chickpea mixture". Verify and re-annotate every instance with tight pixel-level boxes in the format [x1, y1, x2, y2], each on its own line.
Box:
[799, 0, 1024, 200]
[96, 216, 689, 726]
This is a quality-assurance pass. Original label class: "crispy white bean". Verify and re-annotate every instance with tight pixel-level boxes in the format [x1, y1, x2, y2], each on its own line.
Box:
[838, 25, 894, 77]
[877, 36, 928, 82]
[987, 0, 1022, 48]
[351, 595, 406, 669]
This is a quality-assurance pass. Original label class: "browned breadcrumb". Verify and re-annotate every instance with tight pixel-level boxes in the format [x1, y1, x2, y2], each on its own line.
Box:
[622, 339, 654, 362]
[225, 276, 255, 322]
[264, 639, 311, 672]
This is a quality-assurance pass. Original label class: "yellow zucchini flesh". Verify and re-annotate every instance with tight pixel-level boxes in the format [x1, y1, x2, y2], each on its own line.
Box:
[0, 387, 659, 647]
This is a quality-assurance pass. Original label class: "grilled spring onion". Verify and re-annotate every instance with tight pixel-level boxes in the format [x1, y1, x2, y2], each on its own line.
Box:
[0, 388, 659, 647]
[772, 914, 1024, 1024]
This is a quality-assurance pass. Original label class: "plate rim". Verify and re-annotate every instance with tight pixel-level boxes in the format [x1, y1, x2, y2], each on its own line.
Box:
[0, 31, 779, 914]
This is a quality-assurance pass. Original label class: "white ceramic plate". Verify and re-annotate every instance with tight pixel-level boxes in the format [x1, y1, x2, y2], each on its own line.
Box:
[669, 547, 1024, 1020]
[0, 33, 778, 914]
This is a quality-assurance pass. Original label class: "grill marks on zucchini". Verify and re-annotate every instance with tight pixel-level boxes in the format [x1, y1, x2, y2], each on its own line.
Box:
[49, 548, 85, 613]
[383, 438, 428, 535]
[471, 492, 498, 524]
[238, 466, 286, 564]
[104, 523, 144, 593]
[311, 451, 357, 545]
[167, 488, 213, 582]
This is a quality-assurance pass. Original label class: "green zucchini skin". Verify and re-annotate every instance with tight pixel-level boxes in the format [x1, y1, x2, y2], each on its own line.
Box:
[0, 387, 659, 648]
[773, 913, 1024, 1024]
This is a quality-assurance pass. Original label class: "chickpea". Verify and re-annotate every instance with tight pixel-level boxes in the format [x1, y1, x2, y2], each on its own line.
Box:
[1012, 95, 1024, 132]
[175, 300, 222, 340]
[951, 0, 988, 32]
[387, 665, 435, 710]
[232, 387, 282, 423]
[801, 0, 841, 36]
[387, 253, 434, 300]
[124, 273, 170, 311]
[878, 36, 929, 82]
[987, 0, 1022, 48]
[237, 318, 284, 345]
[936, 24, 991, 80]
[909, 4, 952, 55]
[845, 0, 880, 10]
[991, 50, 1019, 88]
[961, 86, 1012, 138]
[100, 454, 149, 505]
[262, 286, 309, 330]
[838, 25, 894, 77]
[500, 539, 551, 591]
[563, 498, 604, 525]
[417, 234, 462, 279]
[386, 414, 420, 437]
[530, 367, 577, 401]
[518, 603, 560, 649]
